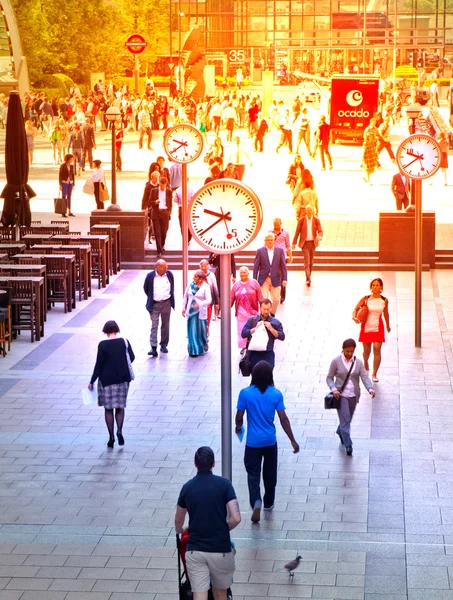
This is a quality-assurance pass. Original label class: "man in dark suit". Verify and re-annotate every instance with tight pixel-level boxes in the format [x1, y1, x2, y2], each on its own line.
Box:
[150, 176, 173, 257]
[253, 233, 287, 316]
[292, 205, 323, 286]
[82, 120, 96, 170]
[143, 259, 175, 357]
[391, 170, 410, 210]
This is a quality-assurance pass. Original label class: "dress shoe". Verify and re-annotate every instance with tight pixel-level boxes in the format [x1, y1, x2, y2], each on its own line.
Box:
[148, 347, 158, 357]
[306, 279, 311, 286]
[68, 212, 76, 217]
[117, 432, 125, 446]
[251, 500, 262, 523]
[107, 437, 115, 448]
[160, 345, 168, 354]
[346, 446, 353, 456]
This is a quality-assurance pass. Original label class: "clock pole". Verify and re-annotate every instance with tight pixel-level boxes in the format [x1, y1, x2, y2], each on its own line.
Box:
[220, 254, 233, 480]
[182, 163, 189, 293]
[413, 178, 422, 347]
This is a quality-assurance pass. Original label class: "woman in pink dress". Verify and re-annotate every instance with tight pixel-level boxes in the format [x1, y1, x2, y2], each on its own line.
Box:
[231, 266, 263, 352]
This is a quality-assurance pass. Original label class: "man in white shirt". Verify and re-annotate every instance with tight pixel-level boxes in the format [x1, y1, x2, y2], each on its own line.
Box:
[253, 234, 287, 316]
[223, 103, 237, 142]
[228, 136, 252, 181]
[210, 100, 223, 135]
[143, 260, 175, 357]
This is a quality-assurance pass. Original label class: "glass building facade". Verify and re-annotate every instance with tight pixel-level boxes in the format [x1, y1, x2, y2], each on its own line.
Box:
[173, 0, 453, 76]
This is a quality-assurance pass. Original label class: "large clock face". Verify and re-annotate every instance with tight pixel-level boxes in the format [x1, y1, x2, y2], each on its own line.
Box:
[163, 124, 204, 164]
[396, 134, 442, 180]
[189, 179, 263, 254]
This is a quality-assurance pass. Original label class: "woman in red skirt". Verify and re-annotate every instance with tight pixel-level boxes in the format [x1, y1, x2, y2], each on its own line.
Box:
[352, 278, 391, 383]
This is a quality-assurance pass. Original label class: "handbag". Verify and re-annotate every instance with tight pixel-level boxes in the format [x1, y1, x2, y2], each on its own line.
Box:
[239, 318, 257, 377]
[324, 357, 356, 409]
[248, 322, 269, 352]
[83, 178, 94, 195]
[124, 339, 135, 381]
[99, 182, 110, 202]
[54, 193, 67, 215]
[356, 296, 369, 324]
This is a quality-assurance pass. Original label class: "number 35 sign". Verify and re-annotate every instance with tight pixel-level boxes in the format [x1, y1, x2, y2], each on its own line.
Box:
[229, 49, 245, 63]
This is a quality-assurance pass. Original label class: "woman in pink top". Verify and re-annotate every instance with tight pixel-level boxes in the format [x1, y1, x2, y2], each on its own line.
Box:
[231, 266, 263, 352]
[352, 278, 391, 383]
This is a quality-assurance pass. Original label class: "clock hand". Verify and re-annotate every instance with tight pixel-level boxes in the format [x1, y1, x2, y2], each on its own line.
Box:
[220, 207, 233, 238]
[173, 139, 188, 146]
[200, 216, 226, 236]
[204, 209, 232, 221]
[402, 156, 423, 169]
[170, 143, 185, 154]
[406, 151, 424, 159]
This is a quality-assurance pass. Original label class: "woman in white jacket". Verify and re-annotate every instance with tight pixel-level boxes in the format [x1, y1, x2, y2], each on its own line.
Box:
[182, 270, 212, 357]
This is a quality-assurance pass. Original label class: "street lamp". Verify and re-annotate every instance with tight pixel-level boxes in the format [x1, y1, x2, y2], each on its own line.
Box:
[406, 103, 422, 134]
[178, 11, 185, 94]
[105, 106, 122, 212]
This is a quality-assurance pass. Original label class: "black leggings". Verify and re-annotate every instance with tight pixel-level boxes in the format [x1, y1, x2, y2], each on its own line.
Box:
[104, 408, 125, 439]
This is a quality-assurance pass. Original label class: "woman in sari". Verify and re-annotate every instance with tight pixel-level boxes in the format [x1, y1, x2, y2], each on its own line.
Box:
[182, 270, 212, 357]
[231, 266, 263, 353]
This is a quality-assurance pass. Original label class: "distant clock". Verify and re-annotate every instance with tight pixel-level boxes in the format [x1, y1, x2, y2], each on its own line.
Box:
[163, 124, 204, 164]
[189, 179, 263, 254]
[396, 134, 442, 180]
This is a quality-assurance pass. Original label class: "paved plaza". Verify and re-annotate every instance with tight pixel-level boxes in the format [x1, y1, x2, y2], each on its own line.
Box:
[0, 103, 452, 599]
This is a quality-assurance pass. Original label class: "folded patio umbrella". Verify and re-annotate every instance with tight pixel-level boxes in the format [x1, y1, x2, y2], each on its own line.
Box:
[1, 90, 36, 228]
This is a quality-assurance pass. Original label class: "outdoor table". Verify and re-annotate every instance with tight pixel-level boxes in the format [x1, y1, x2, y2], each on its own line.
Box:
[51, 234, 81, 245]
[29, 245, 62, 254]
[0, 243, 26, 257]
[30, 224, 69, 234]
[91, 224, 121, 274]
[0, 276, 45, 341]
[22, 234, 53, 248]
[0, 265, 47, 321]
[41, 255, 76, 312]
[55, 245, 92, 300]
[77, 236, 110, 288]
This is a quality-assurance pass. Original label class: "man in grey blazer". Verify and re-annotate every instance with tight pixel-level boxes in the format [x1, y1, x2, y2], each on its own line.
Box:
[253, 233, 287, 316]
[326, 338, 375, 456]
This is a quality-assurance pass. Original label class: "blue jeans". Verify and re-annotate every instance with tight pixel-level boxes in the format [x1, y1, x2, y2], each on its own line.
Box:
[61, 182, 73, 211]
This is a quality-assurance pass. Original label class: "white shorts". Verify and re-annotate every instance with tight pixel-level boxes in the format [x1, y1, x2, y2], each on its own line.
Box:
[185, 550, 235, 592]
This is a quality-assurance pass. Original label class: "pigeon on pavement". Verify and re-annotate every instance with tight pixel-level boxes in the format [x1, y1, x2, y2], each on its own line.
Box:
[284, 555, 302, 577]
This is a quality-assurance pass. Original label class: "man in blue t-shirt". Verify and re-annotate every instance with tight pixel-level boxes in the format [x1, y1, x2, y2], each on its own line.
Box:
[235, 361, 299, 523]
[175, 447, 241, 599]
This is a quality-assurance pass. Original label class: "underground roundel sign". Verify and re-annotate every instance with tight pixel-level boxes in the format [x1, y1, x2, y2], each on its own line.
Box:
[125, 34, 147, 55]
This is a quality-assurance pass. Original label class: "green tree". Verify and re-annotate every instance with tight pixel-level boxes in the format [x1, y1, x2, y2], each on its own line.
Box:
[13, 0, 169, 86]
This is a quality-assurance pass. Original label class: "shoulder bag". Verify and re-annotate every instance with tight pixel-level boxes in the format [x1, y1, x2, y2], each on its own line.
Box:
[83, 178, 94, 195]
[124, 339, 135, 381]
[99, 181, 110, 202]
[54, 192, 67, 215]
[239, 318, 257, 377]
[324, 357, 356, 410]
[356, 296, 369, 324]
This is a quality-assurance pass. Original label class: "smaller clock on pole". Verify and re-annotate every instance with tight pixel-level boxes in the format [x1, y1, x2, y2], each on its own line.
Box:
[396, 133, 442, 180]
[188, 179, 263, 253]
[163, 124, 204, 164]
